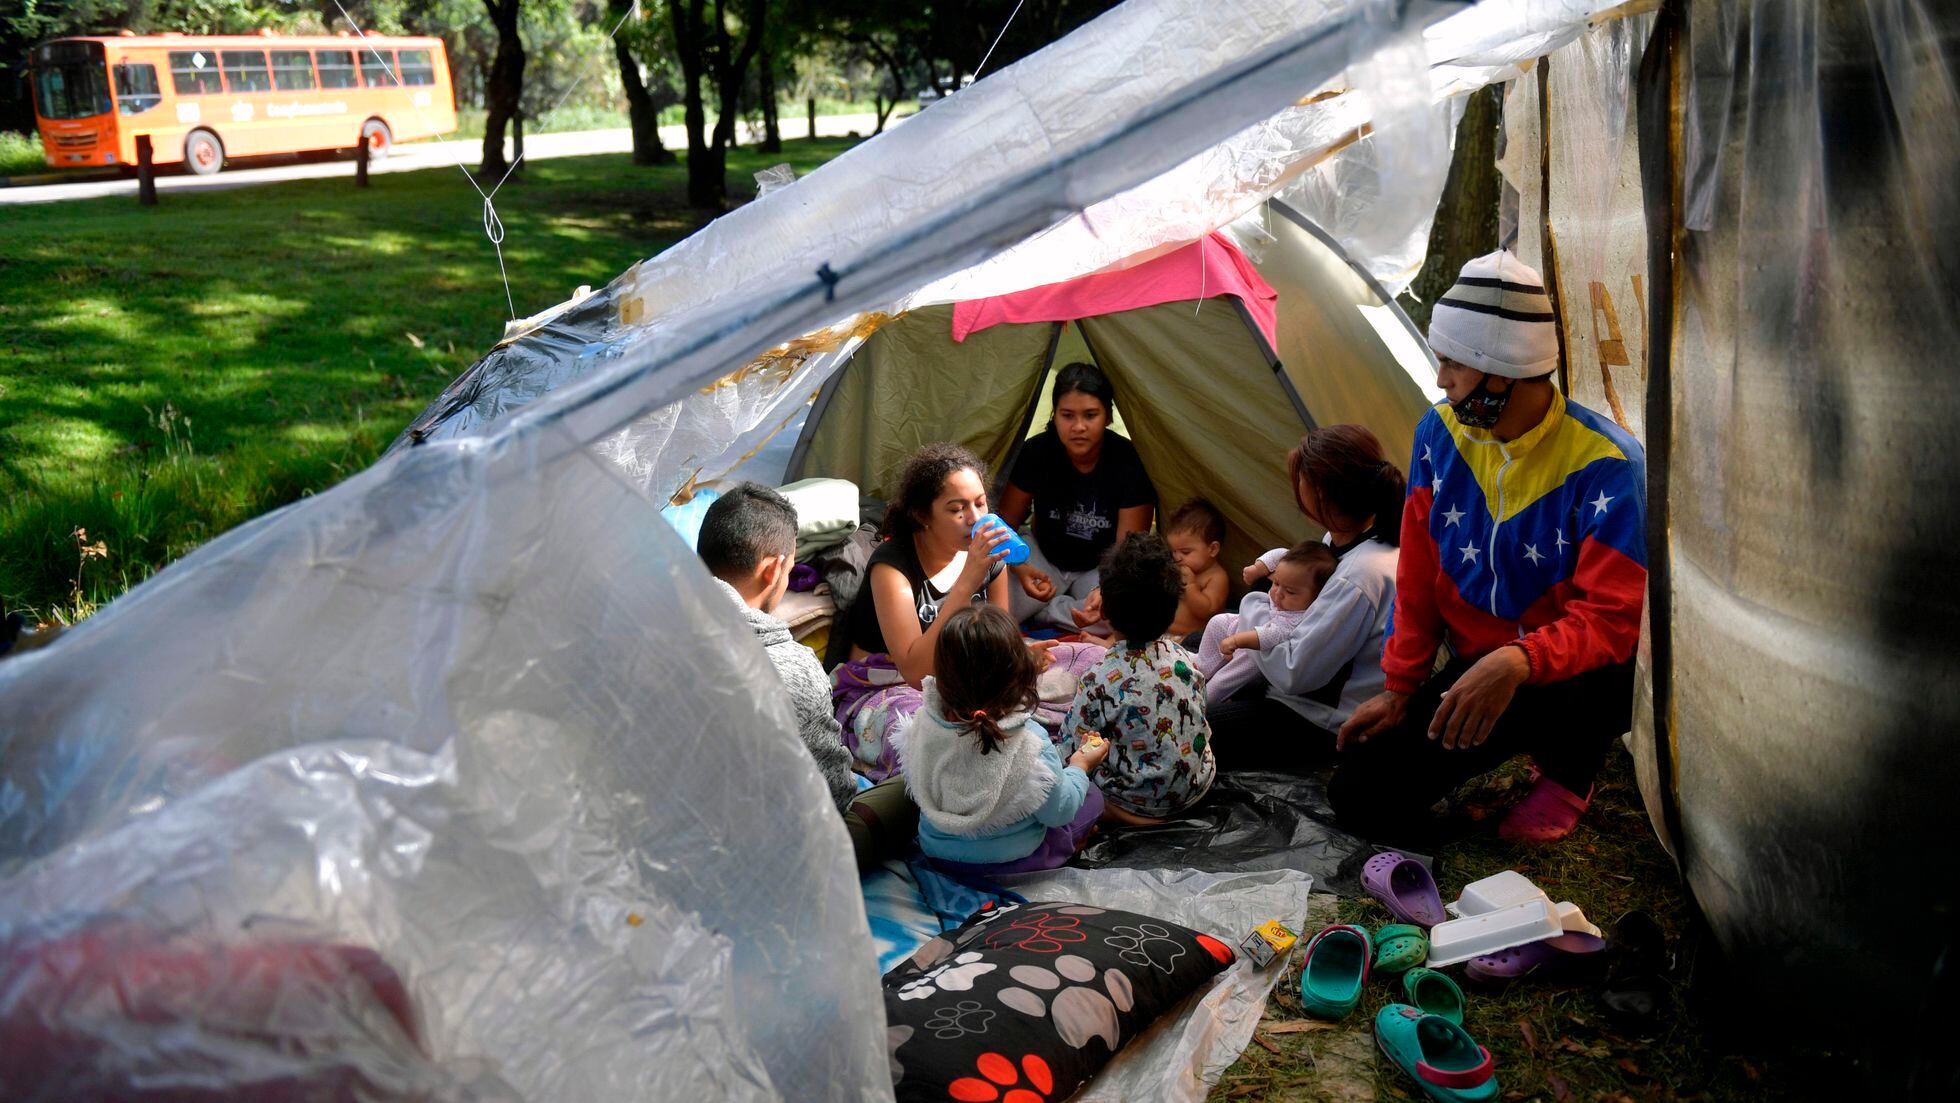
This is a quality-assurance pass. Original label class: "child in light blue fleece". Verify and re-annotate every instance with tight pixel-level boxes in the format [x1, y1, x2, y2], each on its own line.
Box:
[898, 604, 1109, 874]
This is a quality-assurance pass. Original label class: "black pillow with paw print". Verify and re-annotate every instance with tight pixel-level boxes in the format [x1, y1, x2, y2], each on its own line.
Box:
[882, 900, 1236, 1102]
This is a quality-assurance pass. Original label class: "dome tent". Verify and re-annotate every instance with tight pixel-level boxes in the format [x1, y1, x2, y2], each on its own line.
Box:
[776, 206, 1438, 576]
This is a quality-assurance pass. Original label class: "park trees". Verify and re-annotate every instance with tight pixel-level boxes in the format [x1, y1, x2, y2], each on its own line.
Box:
[662, 0, 763, 208]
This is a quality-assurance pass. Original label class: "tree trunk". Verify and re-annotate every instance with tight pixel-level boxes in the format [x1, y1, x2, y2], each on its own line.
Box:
[667, 0, 720, 207]
[614, 26, 674, 165]
[759, 50, 781, 153]
[706, 0, 765, 179]
[479, 0, 526, 180]
[1403, 84, 1503, 330]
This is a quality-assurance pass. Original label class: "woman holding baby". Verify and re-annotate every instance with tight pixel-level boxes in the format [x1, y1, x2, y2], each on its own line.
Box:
[1203, 424, 1404, 769]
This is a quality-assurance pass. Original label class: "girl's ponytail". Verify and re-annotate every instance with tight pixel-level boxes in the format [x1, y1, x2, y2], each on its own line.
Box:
[933, 606, 1039, 754]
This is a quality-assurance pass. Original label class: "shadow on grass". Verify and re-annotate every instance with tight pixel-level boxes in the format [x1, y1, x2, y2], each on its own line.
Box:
[0, 139, 859, 619]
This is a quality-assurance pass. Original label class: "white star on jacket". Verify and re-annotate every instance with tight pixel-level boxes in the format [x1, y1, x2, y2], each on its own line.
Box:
[1524, 544, 1544, 565]
[1591, 491, 1614, 515]
[1460, 544, 1479, 563]
[1431, 474, 1443, 493]
[1554, 530, 1570, 553]
[1441, 504, 1466, 527]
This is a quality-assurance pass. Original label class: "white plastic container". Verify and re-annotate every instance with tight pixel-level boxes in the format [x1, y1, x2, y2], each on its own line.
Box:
[1447, 870, 1604, 939]
[1448, 870, 1545, 916]
[1427, 898, 1565, 967]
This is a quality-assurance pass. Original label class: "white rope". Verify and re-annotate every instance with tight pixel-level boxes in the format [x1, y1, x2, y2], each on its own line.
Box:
[482, 198, 515, 318]
[330, 0, 643, 320]
[973, 0, 1030, 79]
[330, 0, 489, 203]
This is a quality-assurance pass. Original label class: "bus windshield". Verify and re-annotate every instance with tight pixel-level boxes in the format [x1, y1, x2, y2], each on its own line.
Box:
[33, 41, 112, 121]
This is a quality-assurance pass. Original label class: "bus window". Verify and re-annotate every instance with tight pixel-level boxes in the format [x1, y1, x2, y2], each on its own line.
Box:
[316, 50, 356, 89]
[398, 49, 436, 87]
[271, 50, 315, 91]
[169, 51, 223, 95]
[221, 50, 271, 93]
[360, 49, 397, 88]
[34, 56, 111, 119]
[113, 62, 161, 114]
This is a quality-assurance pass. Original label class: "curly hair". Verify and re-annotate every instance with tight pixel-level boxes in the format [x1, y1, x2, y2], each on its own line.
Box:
[933, 605, 1040, 756]
[1098, 532, 1183, 644]
[883, 442, 988, 541]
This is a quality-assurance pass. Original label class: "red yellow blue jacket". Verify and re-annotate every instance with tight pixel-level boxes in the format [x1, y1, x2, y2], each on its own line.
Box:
[1382, 391, 1647, 694]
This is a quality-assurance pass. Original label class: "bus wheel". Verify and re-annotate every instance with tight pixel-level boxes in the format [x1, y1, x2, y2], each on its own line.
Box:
[184, 130, 224, 176]
[361, 119, 393, 160]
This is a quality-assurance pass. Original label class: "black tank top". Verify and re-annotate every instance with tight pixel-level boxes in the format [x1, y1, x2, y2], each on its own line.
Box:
[847, 535, 1001, 655]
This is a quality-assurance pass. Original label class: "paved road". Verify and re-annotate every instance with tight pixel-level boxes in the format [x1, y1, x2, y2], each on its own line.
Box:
[0, 112, 902, 207]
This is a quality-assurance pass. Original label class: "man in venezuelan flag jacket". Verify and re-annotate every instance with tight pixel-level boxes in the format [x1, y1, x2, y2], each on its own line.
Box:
[1329, 251, 1646, 844]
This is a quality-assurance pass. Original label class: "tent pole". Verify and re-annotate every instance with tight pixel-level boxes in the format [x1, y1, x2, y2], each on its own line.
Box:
[782, 360, 853, 483]
[1226, 294, 1318, 435]
[1634, 0, 1688, 862]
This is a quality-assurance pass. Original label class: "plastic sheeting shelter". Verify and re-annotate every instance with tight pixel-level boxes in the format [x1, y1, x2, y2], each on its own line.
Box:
[780, 206, 1436, 574]
[5, 0, 1955, 1098]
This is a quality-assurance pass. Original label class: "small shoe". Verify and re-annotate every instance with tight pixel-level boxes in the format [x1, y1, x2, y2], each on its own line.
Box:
[1497, 775, 1593, 843]
[1401, 967, 1466, 1024]
[1373, 923, 1429, 975]
[1361, 850, 1448, 927]
[1374, 1003, 1500, 1102]
[1464, 931, 1607, 986]
[1298, 924, 1372, 1020]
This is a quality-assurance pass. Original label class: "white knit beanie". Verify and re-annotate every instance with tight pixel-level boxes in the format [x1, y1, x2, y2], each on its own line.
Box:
[1426, 250, 1559, 379]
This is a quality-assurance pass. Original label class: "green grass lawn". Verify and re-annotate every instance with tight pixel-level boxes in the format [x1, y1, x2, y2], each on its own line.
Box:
[0, 137, 859, 622]
[1208, 749, 1846, 1101]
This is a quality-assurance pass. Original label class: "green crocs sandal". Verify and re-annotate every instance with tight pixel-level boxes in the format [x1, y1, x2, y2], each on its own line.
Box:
[1298, 924, 1372, 1020]
[1373, 923, 1428, 975]
[1374, 1002, 1499, 1102]
[1401, 967, 1466, 1025]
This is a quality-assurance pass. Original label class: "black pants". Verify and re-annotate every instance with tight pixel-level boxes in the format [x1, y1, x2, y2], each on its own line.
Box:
[1326, 657, 1634, 841]
[1207, 682, 1339, 774]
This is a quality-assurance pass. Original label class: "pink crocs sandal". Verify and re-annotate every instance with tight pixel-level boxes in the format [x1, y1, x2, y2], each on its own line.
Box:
[1496, 776, 1593, 843]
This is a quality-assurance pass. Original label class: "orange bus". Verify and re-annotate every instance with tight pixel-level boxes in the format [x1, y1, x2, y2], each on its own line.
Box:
[31, 31, 456, 175]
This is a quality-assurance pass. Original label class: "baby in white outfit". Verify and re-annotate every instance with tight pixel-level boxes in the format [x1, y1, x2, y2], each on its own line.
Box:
[1198, 541, 1338, 704]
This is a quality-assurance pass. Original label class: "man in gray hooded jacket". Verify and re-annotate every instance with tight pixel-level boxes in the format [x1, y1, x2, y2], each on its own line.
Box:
[699, 483, 861, 812]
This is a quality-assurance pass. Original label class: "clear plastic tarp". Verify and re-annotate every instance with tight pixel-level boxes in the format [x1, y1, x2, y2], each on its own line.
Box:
[1630, 0, 1960, 1035]
[1, 2, 1640, 1099]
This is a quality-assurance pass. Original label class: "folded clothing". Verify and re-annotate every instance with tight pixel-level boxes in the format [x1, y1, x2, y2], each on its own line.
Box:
[776, 588, 836, 637]
[778, 478, 861, 560]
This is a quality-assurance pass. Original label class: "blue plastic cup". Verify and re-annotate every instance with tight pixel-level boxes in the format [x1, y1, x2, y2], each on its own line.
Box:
[973, 513, 1031, 565]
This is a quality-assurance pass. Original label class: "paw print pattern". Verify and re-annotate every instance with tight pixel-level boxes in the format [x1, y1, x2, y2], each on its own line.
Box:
[923, 999, 997, 1039]
[897, 951, 997, 1001]
[965, 902, 1023, 929]
[982, 910, 1087, 955]
[1104, 923, 1186, 973]
[948, 1052, 1055, 1103]
[993, 953, 1136, 1051]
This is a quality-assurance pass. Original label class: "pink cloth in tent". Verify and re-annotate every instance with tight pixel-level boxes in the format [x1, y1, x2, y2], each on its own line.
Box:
[951, 234, 1280, 350]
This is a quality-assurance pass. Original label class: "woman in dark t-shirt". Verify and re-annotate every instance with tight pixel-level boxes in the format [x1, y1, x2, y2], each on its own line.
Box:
[832, 443, 1017, 780]
[996, 362, 1157, 631]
